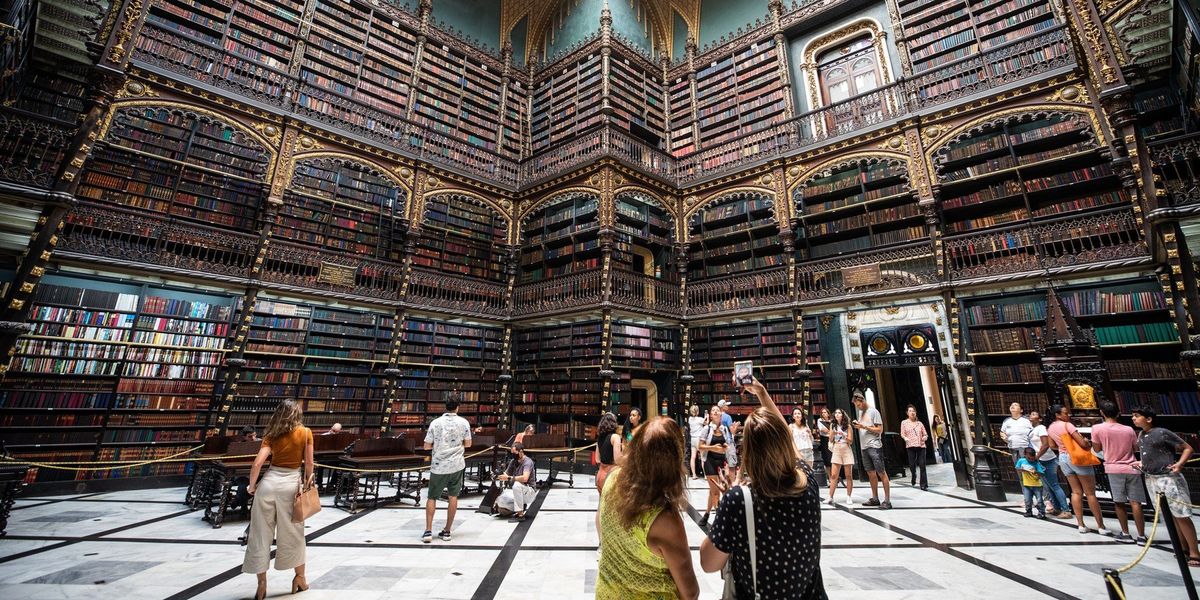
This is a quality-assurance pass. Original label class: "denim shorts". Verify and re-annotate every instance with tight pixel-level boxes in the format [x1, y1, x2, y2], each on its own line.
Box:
[1057, 452, 1095, 477]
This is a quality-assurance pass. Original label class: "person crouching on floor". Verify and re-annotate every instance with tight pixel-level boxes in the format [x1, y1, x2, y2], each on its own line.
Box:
[495, 443, 537, 521]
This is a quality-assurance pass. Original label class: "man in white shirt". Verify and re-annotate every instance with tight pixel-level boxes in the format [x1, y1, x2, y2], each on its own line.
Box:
[422, 395, 472, 543]
[999, 402, 1034, 467]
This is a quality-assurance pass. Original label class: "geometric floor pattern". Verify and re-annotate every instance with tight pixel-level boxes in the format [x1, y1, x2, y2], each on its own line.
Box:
[0, 464, 1195, 599]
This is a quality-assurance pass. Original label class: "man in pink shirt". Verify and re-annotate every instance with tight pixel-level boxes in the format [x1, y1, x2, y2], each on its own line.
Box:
[1091, 400, 1146, 543]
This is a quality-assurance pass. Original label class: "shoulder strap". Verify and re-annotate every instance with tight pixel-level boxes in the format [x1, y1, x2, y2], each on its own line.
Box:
[742, 487, 759, 600]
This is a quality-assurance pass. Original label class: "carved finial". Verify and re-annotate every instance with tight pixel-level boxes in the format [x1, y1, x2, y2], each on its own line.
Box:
[600, 0, 612, 32]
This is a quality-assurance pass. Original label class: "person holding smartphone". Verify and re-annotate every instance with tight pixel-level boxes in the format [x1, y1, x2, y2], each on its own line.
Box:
[699, 405, 736, 527]
[852, 392, 892, 509]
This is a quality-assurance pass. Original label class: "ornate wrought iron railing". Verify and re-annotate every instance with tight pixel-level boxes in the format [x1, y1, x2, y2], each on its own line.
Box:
[1149, 131, 1200, 210]
[0, 110, 73, 188]
[259, 239, 406, 300]
[796, 242, 938, 302]
[59, 203, 258, 278]
[686, 267, 790, 316]
[610, 269, 682, 314]
[511, 269, 604, 316]
[406, 268, 507, 316]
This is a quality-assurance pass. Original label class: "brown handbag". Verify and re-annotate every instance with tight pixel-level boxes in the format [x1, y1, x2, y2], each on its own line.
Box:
[292, 474, 321, 523]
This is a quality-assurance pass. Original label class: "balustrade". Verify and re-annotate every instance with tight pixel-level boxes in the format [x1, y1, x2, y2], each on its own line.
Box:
[686, 267, 790, 317]
[258, 239, 405, 300]
[406, 268, 507, 317]
[511, 269, 603, 316]
[796, 242, 938, 302]
[59, 203, 257, 278]
[0, 112, 72, 188]
[609, 269, 682, 314]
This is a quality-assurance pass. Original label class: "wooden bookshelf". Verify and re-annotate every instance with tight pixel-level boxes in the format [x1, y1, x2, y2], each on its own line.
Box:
[610, 320, 678, 371]
[668, 75, 696, 157]
[899, 0, 1057, 72]
[692, 40, 788, 150]
[2, 276, 235, 482]
[277, 158, 404, 258]
[1134, 87, 1183, 142]
[796, 160, 922, 259]
[390, 315, 503, 434]
[81, 107, 271, 234]
[531, 52, 604, 151]
[608, 55, 667, 145]
[415, 195, 508, 282]
[802, 316, 828, 414]
[520, 193, 601, 283]
[687, 193, 782, 280]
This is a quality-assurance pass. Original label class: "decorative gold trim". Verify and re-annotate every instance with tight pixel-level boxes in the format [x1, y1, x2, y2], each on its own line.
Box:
[800, 19, 893, 113]
[924, 104, 1107, 167]
[682, 185, 776, 225]
[422, 188, 513, 230]
[785, 150, 909, 199]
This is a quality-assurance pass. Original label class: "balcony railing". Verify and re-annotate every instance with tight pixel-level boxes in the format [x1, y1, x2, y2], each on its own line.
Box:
[259, 239, 406, 301]
[0, 111, 73, 188]
[407, 268, 507, 317]
[511, 269, 604, 316]
[686, 267, 790, 316]
[795, 242, 938, 302]
[59, 203, 258, 278]
[129, 18, 1072, 191]
[946, 209, 1147, 281]
[610, 269, 682, 314]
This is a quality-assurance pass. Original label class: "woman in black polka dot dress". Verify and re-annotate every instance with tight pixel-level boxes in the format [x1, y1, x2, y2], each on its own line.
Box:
[699, 376, 826, 599]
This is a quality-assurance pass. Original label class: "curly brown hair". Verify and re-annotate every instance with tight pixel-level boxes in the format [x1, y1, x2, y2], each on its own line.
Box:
[607, 417, 686, 529]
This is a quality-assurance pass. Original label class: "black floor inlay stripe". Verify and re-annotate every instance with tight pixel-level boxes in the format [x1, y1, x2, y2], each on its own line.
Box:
[11, 492, 107, 511]
[835, 504, 1084, 600]
[469, 486, 551, 600]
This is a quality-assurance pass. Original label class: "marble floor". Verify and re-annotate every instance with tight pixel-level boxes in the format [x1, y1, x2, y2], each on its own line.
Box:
[1, 463, 1196, 599]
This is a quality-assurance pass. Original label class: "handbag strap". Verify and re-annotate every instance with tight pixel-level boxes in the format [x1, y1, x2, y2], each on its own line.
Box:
[742, 486, 759, 600]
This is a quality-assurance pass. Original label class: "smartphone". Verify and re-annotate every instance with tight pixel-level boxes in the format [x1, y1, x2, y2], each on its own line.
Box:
[734, 360, 754, 386]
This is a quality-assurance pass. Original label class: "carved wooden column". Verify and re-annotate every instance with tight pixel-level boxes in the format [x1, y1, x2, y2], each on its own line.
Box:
[945, 291, 980, 448]
[882, 0, 913, 77]
[600, 309, 615, 410]
[599, 3, 613, 117]
[285, 0, 321, 109]
[403, 0, 433, 123]
[767, 0, 797, 120]
[496, 42, 514, 155]
[0, 0, 151, 372]
[685, 39, 700, 151]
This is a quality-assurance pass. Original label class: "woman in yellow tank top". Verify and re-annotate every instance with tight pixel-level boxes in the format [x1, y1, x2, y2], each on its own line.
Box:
[596, 417, 698, 600]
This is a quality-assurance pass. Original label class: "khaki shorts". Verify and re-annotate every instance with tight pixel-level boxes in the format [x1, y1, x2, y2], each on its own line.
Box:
[427, 470, 465, 500]
[830, 442, 854, 466]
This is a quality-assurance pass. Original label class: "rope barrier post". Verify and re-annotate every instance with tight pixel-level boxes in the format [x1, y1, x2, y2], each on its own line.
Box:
[1103, 569, 1125, 600]
[1157, 489, 1200, 600]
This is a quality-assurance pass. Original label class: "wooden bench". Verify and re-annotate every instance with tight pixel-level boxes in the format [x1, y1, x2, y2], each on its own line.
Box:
[333, 437, 425, 513]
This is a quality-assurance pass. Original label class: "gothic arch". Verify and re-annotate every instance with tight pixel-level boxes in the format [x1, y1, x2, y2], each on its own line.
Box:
[925, 105, 1107, 175]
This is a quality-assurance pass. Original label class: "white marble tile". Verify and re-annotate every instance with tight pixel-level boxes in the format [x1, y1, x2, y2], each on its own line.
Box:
[4, 500, 184, 537]
[819, 547, 1059, 599]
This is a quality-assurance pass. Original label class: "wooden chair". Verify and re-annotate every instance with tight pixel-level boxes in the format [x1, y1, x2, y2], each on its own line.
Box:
[201, 440, 262, 528]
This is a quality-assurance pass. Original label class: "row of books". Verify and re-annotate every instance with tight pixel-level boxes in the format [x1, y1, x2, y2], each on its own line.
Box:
[977, 363, 1042, 384]
[1093, 323, 1179, 346]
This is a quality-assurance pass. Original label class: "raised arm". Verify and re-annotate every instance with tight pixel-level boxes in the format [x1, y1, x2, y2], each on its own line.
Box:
[737, 375, 781, 421]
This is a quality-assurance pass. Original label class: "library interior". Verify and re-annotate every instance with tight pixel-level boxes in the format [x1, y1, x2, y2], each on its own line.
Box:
[0, 0, 1199, 598]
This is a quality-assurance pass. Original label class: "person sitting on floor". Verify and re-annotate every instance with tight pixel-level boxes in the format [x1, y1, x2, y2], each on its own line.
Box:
[495, 443, 537, 522]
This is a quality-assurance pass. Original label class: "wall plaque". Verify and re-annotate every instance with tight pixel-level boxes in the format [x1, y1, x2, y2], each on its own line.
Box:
[842, 263, 881, 287]
[318, 262, 357, 287]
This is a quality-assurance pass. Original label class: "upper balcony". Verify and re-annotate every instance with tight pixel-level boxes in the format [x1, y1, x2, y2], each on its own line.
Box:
[129, 16, 1074, 193]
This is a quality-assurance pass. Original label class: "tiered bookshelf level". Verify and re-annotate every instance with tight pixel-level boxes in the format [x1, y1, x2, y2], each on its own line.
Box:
[414, 39, 507, 153]
[520, 194, 601, 283]
[278, 159, 404, 257]
[608, 55, 666, 144]
[1, 276, 235, 482]
[687, 194, 781, 280]
[610, 320, 678, 370]
[963, 278, 1195, 482]
[230, 299, 391, 434]
[391, 316, 503, 434]
[415, 195, 508, 282]
[795, 160, 922, 259]
[689, 317, 804, 418]
[937, 115, 1132, 271]
[692, 40, 787, 153]
[531, 53, 604, 151]
[1134, 87, 1183, 142]
[898, 0, 1058, 73]
[80, 108, 271, 233]
[668, 76, 696, 157]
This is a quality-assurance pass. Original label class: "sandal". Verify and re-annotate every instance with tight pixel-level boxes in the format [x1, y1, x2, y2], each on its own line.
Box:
[1188, 557, 1200, 568]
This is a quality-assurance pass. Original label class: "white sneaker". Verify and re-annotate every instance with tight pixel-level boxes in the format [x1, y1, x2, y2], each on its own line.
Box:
[1095, 528, 1113, 537]
[844, 497, 854, 507]
[1078, 526, 1091, 534]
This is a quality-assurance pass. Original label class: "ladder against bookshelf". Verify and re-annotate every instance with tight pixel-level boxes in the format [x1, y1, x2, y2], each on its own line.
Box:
[794, 158, 922, 260]
[687, 192, 782, 281]
[232, 298, 393, 435]
[416, 194, 509, 283]
[1, 275, 236, 482]
[392, 316, 503, 434]
[79, 106, 271, 234]
[962, 277, 1196, 480]
[277, 157, 406, 259]
[520, 192, 601, 283]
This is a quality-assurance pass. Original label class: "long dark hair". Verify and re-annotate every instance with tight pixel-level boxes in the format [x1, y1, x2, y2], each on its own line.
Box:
[832, 409, 850, 431]
[598, 412, 619, 438]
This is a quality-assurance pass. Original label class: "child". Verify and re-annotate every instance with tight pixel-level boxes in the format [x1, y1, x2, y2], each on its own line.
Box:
[1016, 447, 1047, 519]
[1132, 406, 1200, 565]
